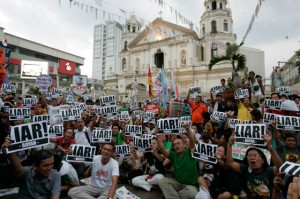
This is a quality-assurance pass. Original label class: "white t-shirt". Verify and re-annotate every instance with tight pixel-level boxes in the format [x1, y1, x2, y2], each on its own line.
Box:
[74, 127, 91, 145]
[59, 160, 79, 184]
[249, 79, 262, 96]
[91, 155, 119, 188]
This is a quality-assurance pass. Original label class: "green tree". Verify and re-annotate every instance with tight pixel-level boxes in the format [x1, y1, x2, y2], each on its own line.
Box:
[208, 42, 246, 72]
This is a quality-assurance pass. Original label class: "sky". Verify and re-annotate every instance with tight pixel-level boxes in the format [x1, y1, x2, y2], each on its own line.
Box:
[0, 0, 300, 79]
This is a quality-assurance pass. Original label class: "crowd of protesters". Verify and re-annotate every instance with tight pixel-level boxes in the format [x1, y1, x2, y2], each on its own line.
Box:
[0, 70, 300, 199]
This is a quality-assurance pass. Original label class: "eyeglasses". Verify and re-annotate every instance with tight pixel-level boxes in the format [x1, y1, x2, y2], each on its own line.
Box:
[247, 154, 261, 158]
[102, 147, 112, 152]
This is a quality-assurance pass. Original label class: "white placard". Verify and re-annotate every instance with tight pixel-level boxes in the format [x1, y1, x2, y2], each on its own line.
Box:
[276, 86, 290, 95]
[99, 95, 116, 106]
[133, 136, 152, 152]
[2, 83, 16, 93]
[60, 108, 81, 121]
[262, 112, 278, 124]
[52, 88, 63, 97]
[211, 86, 224, 94]
[279, 161, 300, 177]
[66, 144, 96, 163]
[276, 115, 300, 131]
[157, 118, 179, 134]
[264, 99, 282, 110]
[7, 122, 49, 153]
[125, 125, 142, 137]
[115, 144, 131, 158]
[92, 129, 112, 143]
[119, 111, 130, 120]
[22, 98, 37, 107]
[193, 142, 218, 164]
[235, 124, 267, 146]
[33, 114, 50, 125]
[190, 86, 201, 94]
[95, 105, 118, 116]
[234, 89, 249, 99]
[48, 124, 64, 137]
[210, 111, 226, 122]
[9, 108, 31, 120]
[227, 118, 241, 129]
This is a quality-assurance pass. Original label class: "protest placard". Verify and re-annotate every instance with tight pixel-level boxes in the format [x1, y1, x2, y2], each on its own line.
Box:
[235, 124, 267, 146]
[99, 95, 116, 106]
[125, 125, 142, 137]
[279, 161, 300, 177]
[157, 118, 179, 134]
[60, 108, 81, 121]
[95, 105, 118, 116]
[178, 116, 191, 134]
[276, 86, 290, 95]
[119, 111, 130, 121]
[234, 89, 249, 99]
[133, 136, 152, 152]
[7, 121, 49, 153]
[48, 125, 64, 137]
[242, 120, 256, 124]
[227, 118, 241, 129]
[50, 114, 63, 125]
[232, 143, 271, 164]
[210, 111, 226, 122]
[74, 102, 86, 112]
[22, 98, 37, 108]
[264, 99, 282, 110]
[262, 112, 278, 124]
[190, 86, 201, 94]
[115, 144, 131, 158]
[66, 144, 96, 163]
[92, 129, 112, 143]
[1, 84, 16, 93]
[192, 142, 218, 164]
[1, 106, 9, 113]
[133, 110, 142, 119]
[145, 104, 160, 113]
[9, 108, 31, 120]
[116, 186, 141, 199]
[276, 115, 300, 131]
[33, 114, 50, 125]
[144, 111, 156, 121]
[211, 86, 224, 94]
[51, 88, 63, 97]
[36, 75, 52, 93]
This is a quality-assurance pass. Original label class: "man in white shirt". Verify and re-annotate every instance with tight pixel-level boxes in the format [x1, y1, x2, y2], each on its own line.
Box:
[68, 143, 119, 199]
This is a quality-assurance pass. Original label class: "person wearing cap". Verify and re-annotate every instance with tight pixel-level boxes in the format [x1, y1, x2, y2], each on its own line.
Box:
[146, 120, 157, 135]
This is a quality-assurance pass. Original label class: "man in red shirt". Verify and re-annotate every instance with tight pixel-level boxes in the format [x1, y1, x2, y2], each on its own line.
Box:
[186, 90, 208, 133]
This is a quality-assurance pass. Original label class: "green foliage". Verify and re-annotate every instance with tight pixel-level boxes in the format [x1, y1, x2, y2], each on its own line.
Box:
[209, 42, 246, 72]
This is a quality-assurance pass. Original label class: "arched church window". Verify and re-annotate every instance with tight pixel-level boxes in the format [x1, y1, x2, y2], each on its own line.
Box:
[212, 1, 217, 10]
[223, 20, 228, 32]
[136, 58, 140, 71]
[220, 3, 223, 9]
[132, 26, 136, 33]
[226, 42, 230, 47]
[211, 21, 217, 33]
[124, 41, 128, 51]
[127, 25, 130, 31]
[211, 43, 218, 58]
[122, 58, 126, 70]
[154, 49, 164, 68]
[181, 50, 187, 66]
[202, 25, 206, 35]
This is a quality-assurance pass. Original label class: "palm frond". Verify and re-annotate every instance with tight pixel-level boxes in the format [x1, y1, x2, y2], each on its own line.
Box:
[208, 56, 229, 70]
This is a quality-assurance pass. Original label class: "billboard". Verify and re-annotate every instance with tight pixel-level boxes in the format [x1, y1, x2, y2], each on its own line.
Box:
[21, 60, 48, 79]
[72, 75, 87, 95]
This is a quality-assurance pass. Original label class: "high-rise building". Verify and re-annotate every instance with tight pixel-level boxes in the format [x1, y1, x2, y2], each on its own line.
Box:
[92, 21, 123, 80]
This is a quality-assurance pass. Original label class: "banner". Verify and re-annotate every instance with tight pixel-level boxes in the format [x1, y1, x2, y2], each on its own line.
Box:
[66, 144, 96, 163]
[235, 124, 266, 146]
[170, 68, 177, 102]
[92, 129, 112, 143]
[22, 98, 37, 108]
[157, 118, 179, 134]
[234, 89, 249, 99]
[33, 114, 50, 125]
[125, 125, 142, 137]
[21, 61, 48, 79]
[276, 115, 300, 131]
[72, 75, 87, 96]
[210, 111, 226, 122]
[190, 86, 201, 94]
[9, 108, 31, 120]
[160, 66, 168, 110]
[133, 136, 152, 152]
[48, 124, 64, 137]
[148, 67, 155, 99]
[193, 142, 218, 164]
[276, 86, 290, 95]
[145, 104, 160, 113]
[7, 121, 49, 153]
[115, 144, 130, 158]
[99, 95, 116, 106]
[0, 41, 11, 70]
[61, 108, 81, 121]
[211, 86, 223, 94]
[264, 99, 282, 110]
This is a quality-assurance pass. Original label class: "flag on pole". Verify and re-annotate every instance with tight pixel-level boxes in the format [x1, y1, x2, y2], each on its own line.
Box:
[161, 65, 168, 110]
[170, 68, 177, 102]
[148, 67, 155, 99]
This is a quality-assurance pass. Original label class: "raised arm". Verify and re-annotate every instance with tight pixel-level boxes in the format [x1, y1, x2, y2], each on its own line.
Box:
[183, 122, 195, 149]
[1, 137, 24, 178]
[226, 132, 241, 173]
[263, 133, 283, 172]
[157, 134, 170, 158]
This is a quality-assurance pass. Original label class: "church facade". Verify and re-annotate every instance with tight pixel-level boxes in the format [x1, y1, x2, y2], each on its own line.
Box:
[105, 0, 265, 102]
